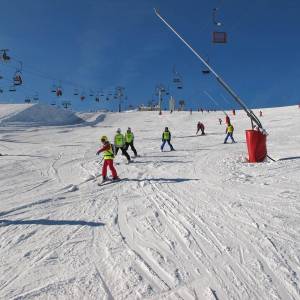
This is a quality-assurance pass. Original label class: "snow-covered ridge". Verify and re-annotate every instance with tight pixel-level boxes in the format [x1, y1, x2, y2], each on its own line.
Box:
[0, 104, 84, 126]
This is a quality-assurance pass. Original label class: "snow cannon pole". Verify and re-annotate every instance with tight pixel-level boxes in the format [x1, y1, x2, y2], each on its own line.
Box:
[154, 8, 268, 163]
[204, 91, 227, 116]
[154, 8, 262, 130]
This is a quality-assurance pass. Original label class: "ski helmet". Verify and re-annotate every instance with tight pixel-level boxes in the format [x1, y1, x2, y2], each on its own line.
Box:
[117, 128, 121, 133]
[165, 127, 168, 131]
[100, 135, 108, 142]
[127, 127, 131, 131]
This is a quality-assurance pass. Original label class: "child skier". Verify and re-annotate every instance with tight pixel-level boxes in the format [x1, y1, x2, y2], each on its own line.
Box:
[161, 127, 175, 151]
[114, 128, 131, 163]
[196, 121, 205, 135]
[224, 123, 236, 144]
[124, 127, 138, 157]
[96, 136, 119, 183]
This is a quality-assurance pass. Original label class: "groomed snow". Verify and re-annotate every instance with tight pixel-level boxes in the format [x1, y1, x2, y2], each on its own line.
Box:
[0, 104, 299, 299]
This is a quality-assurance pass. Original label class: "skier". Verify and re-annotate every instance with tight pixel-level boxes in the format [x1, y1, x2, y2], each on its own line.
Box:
[224, 122, 236, 144]
[161, 127, 175, 151]
[96, 135, 119, 183]
[259, 110, 263, 117]
[218, 118, 222, 125]
[114, 128, 131, 163]
[124, 127, 138, 157]
[196, 121, 205, 135]
[232, 109, 236, 116]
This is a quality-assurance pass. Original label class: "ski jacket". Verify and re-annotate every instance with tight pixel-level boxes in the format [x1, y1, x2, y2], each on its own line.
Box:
[114, 133, 125, 147]
[162, 131, 171, 141]
[226, 125, 234, 133]
[125, 132, 134, 143]
[197, 123, 204, 130]
[97, 142, 114, 160]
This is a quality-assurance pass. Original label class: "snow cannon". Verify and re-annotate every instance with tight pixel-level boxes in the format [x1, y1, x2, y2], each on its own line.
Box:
[245, 129, 267, 162]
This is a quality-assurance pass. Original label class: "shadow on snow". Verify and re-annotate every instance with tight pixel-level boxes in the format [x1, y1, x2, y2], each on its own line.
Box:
[0, 219, 105, 227]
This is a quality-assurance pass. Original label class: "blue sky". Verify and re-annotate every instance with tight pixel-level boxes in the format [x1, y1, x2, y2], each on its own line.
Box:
[0, 0, 299, 111]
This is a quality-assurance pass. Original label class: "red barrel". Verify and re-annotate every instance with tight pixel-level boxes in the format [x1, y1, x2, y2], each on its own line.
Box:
[245, 130, 267, 162]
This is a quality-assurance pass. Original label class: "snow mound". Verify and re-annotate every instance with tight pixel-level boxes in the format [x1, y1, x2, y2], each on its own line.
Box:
[0, 104, 84, 126]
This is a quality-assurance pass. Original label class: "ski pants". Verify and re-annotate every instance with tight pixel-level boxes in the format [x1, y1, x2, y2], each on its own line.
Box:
[124, 142, 137, 156]
[224, 133, 235, 143]
[196, 128, 205, 135]
[102, 159, 117, 178]
[161, 140, 174, 151]
[115, 146, 131, 161]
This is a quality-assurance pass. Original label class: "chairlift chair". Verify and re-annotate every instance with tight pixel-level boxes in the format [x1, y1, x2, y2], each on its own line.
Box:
[56, 87, 63, 97]
[13, 73, 23, 86]
[74, 89, 79, 96]
[9, 86, 16, 92]
[51, 84, 57, 93]
[0, 49, 10, 62]
[212, 31, 227, 43]
[33, 93, 39, 101]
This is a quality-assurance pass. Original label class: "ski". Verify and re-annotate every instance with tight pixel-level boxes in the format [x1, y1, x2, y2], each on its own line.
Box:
[97, 178, 124, 186]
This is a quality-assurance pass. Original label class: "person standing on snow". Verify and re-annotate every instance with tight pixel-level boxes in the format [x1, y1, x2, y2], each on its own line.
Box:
[218, 118, 222, 125]
[96, 136, 119, 182]
[196, 121, 205, 135]
[224, 122, 236, 144]
[114, 128, 131, 163]
[161, 127, 175, 151]
[124, 127, 138, 157]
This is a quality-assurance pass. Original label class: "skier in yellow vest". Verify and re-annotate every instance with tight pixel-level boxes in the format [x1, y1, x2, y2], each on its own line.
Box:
[124, 127, 138, 157]
[96, 135, 119, 183]
[161, 127, 175, 151]
[114, 128, 131, 163]
[224, 122, 236, 144]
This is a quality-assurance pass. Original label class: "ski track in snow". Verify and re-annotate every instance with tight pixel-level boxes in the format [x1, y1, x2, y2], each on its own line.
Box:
[0, 105, 299, 299]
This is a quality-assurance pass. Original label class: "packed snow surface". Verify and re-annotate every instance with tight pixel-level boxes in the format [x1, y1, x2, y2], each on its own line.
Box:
[0, 104, 299, 300]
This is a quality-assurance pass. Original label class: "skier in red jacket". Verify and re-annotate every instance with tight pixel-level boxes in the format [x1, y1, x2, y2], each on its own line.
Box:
[196, 121, 205, 135]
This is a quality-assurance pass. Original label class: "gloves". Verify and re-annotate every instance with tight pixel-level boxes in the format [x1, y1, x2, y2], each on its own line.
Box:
[96, 151, 100, 155]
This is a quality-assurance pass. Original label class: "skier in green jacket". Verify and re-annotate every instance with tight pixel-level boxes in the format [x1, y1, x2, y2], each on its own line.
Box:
[124, 127, 138, 157]
[114, 128, 131, 163]
[161, 127, 175, 151]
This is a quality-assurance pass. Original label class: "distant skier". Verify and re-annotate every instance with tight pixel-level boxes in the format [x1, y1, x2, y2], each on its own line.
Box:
[161, 127, 175, 151]
[96, 135, 119, 183]
[224, 122, 236, 144]
[196, 121, 205, 135]
[259, 110, 263, 117]
[232, 109, 236, 116]
[114, 128, 131, 163]
[218, 118, 222, 125]
[124, 127, 138, 157]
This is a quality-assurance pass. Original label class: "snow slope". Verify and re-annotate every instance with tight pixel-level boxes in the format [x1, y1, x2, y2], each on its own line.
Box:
[0, 105, 299, 300]
[0, 104, 83, 126]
